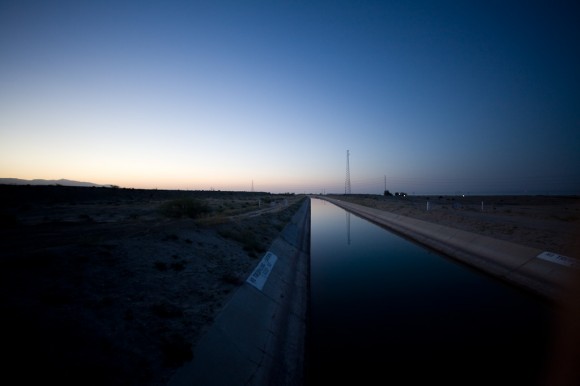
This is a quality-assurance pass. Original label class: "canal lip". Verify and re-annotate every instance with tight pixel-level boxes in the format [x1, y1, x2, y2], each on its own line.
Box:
[167, 198, 311, 386]
[320, 196, 577, 304]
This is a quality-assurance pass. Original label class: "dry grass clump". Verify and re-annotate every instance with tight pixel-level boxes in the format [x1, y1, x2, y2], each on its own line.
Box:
[159, 197, 210, 218]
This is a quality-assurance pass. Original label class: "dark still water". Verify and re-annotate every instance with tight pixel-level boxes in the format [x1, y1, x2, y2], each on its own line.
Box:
[306, 198, 555, 385]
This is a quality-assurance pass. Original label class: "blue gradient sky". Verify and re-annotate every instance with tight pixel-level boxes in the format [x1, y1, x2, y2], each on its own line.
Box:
[1, 1, 579, 194]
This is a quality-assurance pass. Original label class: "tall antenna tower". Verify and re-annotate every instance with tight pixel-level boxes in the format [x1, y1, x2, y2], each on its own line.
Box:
[345, 150, 351, 194]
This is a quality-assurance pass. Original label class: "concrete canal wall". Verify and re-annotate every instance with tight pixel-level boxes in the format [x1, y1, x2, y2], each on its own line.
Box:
[168, 198, 311, 386]
[322, 197, 578, 303]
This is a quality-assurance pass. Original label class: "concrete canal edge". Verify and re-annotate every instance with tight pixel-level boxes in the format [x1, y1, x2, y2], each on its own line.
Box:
[322, 196, 579, 304]
[167, 197, 311, 386]
[166, 195, 577, 385]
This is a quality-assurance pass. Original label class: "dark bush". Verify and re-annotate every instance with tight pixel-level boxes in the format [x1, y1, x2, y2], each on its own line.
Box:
[159, 198, 210, 218]
[151, 302, 183, 318]
[154, 261, 168, 271]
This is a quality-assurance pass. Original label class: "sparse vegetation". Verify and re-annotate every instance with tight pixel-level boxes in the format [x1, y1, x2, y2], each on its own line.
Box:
[160, 333, 193, 366]
[221, 272, 245, 285]
[218, 227, 265, 256]
[0, 184, 306, 386]
[154, 261, 168, 271]
[151, 302, 184, 319]
[171, 261, 186, 271]
[159, 197, 210, 218]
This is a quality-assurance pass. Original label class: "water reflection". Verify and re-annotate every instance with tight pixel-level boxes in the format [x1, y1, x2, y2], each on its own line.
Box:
[308, 198, 554, 385]
[345, 211, 350, 245]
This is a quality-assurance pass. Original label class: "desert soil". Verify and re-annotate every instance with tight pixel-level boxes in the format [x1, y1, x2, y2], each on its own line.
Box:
[0, 185, 305, 386]
[1, 186, 579, 386]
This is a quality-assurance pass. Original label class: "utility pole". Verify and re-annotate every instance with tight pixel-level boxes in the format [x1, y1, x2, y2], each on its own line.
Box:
[345, 150, 351, 194]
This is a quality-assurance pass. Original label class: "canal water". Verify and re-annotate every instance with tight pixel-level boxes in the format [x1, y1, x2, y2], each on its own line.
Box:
[306, 198, 555, 385]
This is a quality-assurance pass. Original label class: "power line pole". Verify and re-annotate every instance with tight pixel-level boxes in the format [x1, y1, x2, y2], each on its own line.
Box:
[345, 150, 351, 194]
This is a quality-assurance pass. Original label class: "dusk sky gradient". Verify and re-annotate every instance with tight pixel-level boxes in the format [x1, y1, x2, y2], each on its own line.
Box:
[1, 1, 579, 194]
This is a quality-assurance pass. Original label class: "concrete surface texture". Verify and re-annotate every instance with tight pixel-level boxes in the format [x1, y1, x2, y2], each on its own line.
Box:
[167, 198, 311, 386]
[322, 196, 578, 303]
[168, 195, 579, 385]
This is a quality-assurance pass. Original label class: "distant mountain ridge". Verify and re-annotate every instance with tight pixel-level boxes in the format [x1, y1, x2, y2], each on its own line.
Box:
[0, 178, 104, 187]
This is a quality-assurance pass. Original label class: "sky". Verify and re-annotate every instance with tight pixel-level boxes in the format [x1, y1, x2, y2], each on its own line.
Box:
[1, 0, 579, 195]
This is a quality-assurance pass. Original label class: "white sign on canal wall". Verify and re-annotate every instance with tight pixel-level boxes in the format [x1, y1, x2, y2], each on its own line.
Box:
[247, 251, 278, 291]
[536, 251, 579, 269]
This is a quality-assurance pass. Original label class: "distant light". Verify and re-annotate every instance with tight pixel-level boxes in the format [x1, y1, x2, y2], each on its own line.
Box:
[462, 194, 465, 197]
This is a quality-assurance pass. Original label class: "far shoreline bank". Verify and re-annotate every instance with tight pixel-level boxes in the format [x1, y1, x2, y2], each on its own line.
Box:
[317, 195, 579, 304]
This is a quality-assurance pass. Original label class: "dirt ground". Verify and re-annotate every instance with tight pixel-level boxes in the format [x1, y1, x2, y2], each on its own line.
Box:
[0, 185, 305, 386]
[1, 186, 579, 386]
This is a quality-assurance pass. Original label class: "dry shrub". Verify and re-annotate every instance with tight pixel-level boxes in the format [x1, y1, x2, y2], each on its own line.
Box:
[160, 198, 210, 219]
